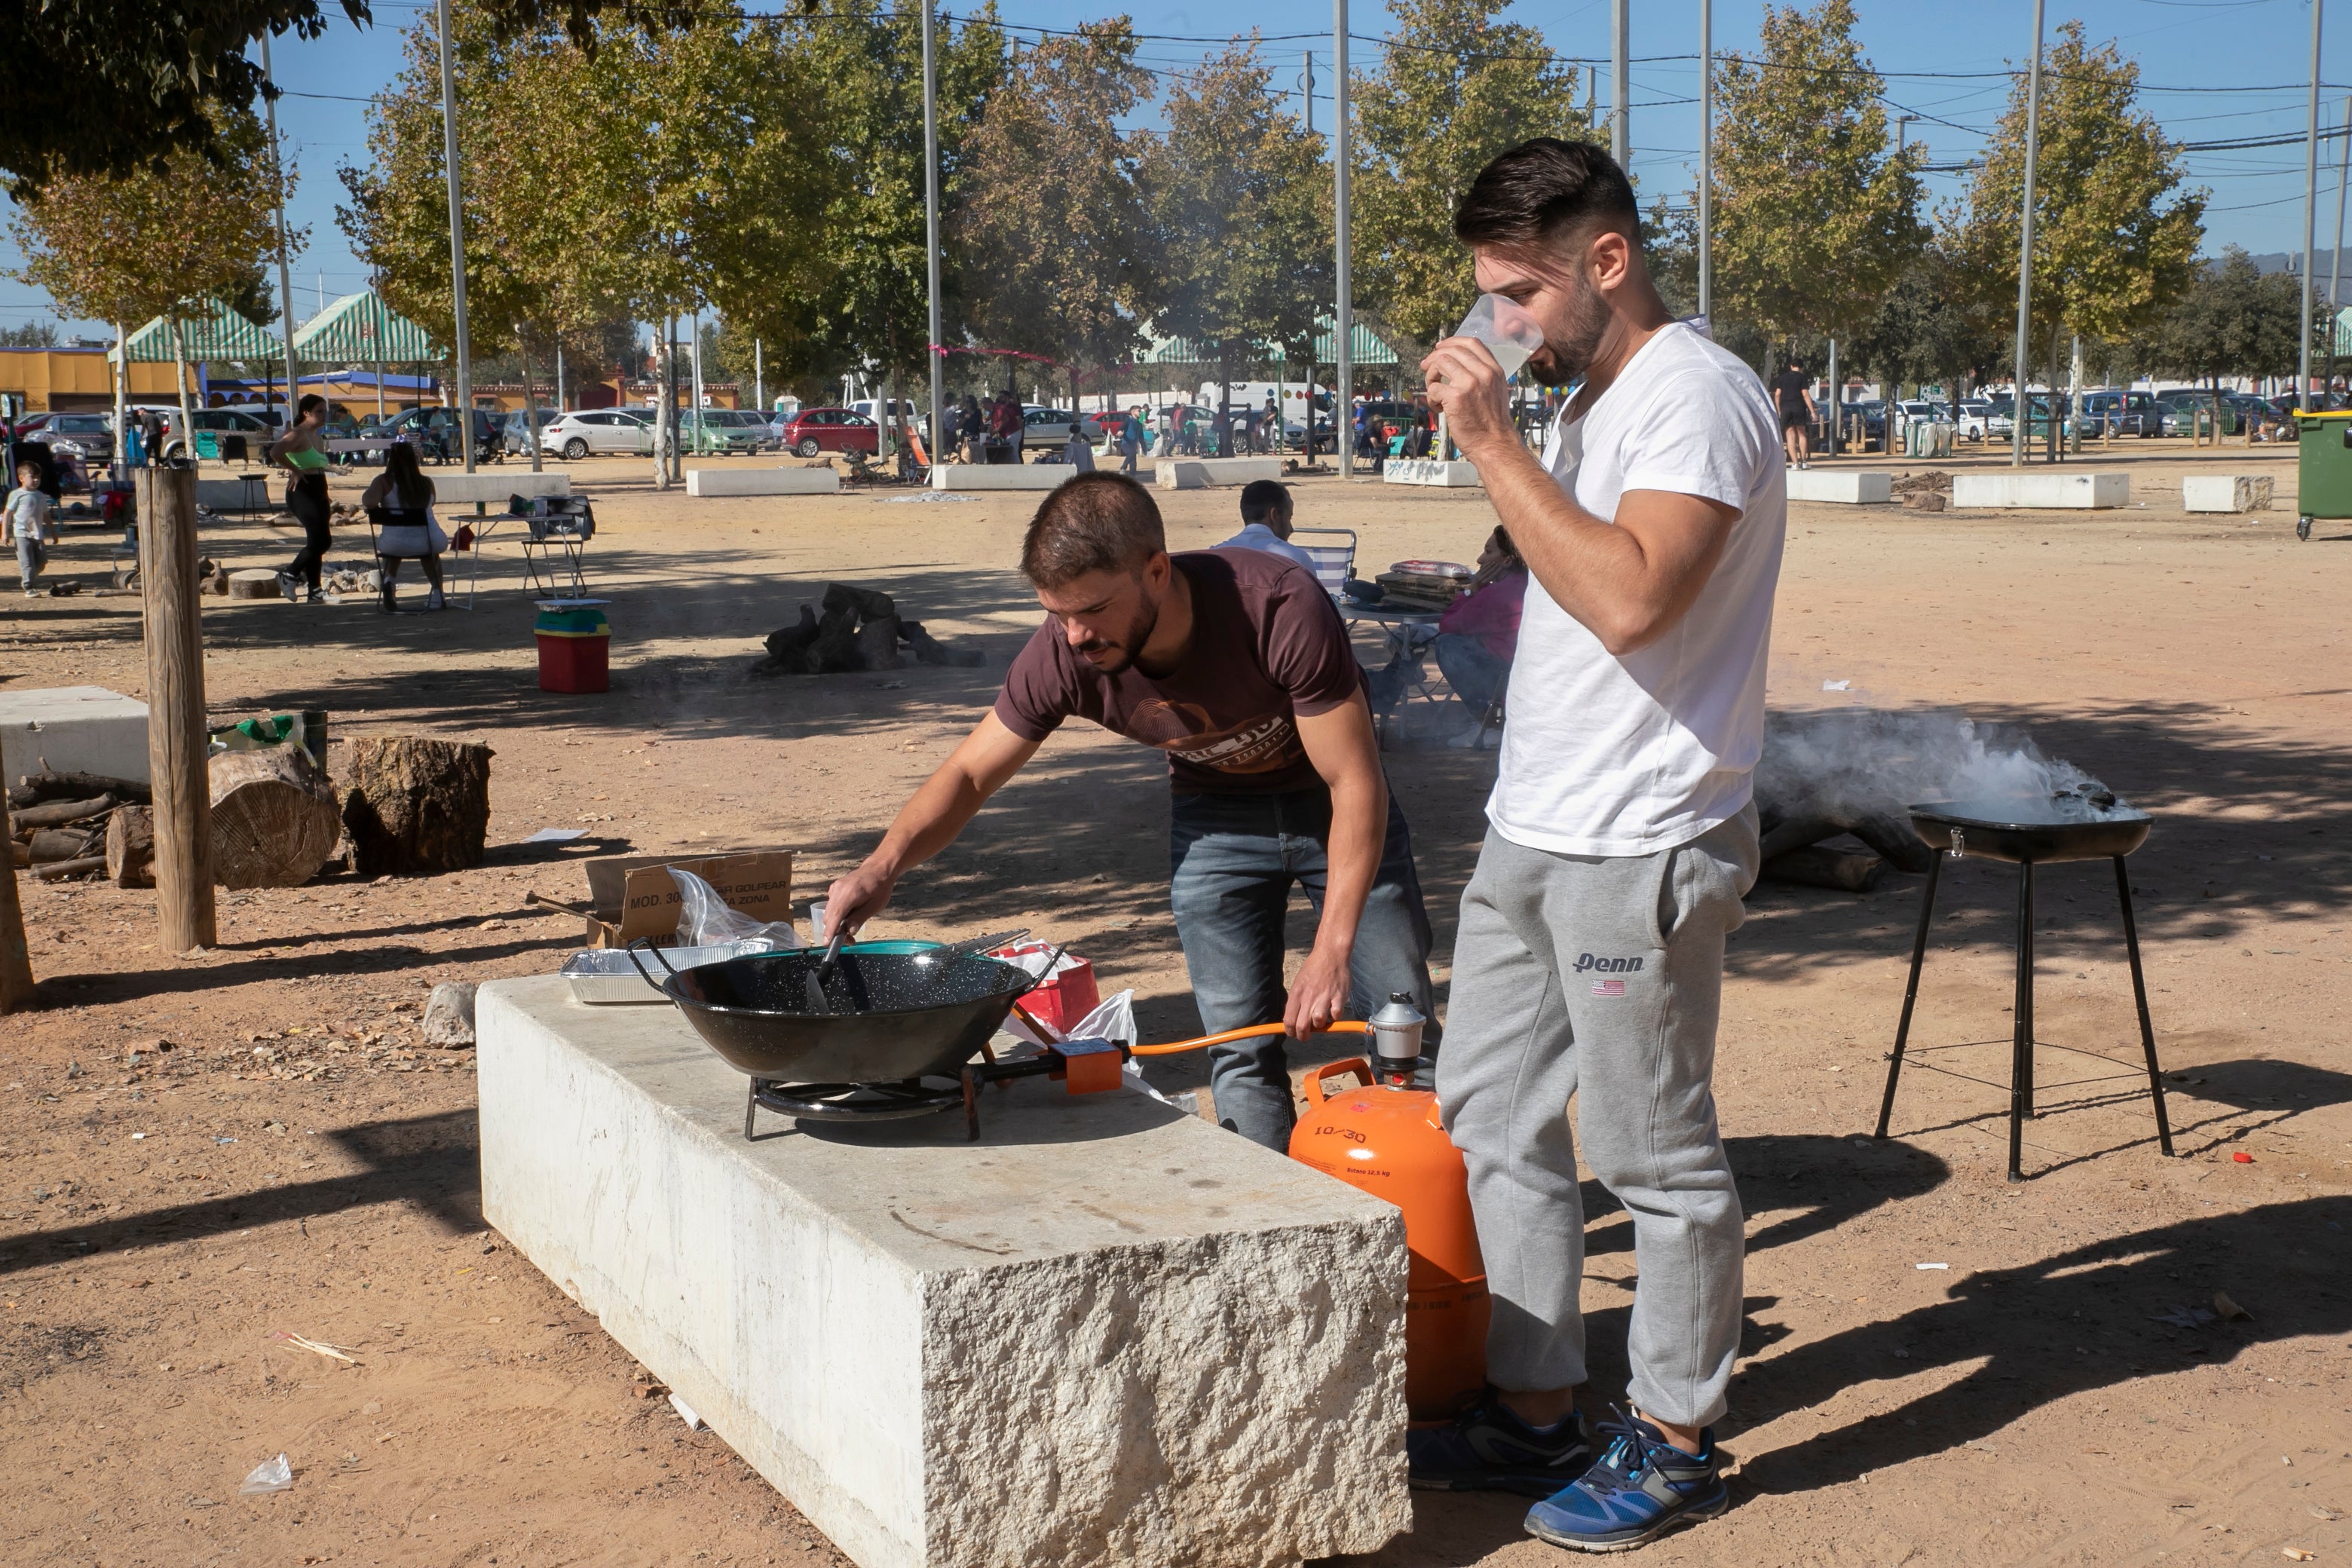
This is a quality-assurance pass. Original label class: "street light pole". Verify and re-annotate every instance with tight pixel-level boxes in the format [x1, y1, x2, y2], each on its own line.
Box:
[260, 32, 300, 427]
[1611, 0, 1629, 170]
[2299, 0, 2325, 409]
[436, 0, 475, 472]
[1335, 0, 1354, 479]
[2010, 0, 2045, 468]
[1698, 0, 1711, 320]
[921, 0, 945, 473]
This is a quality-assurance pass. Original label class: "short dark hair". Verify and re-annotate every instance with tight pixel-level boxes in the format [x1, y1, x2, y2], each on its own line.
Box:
[1453, 138, 1639, 249]
[1238, 479, 1291, 525]
[1021, 473, 1165, 589]
[298, 394, 326, 418]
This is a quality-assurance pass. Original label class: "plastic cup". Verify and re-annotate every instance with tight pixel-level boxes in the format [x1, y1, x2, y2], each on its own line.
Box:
[1454, 293, 1545, 381]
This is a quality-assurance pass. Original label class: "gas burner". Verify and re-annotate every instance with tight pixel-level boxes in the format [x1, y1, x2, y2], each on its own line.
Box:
[744, 1077, 963, 1137]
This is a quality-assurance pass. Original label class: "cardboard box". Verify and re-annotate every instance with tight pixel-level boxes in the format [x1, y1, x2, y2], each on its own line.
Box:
[580, 848, 795, 948]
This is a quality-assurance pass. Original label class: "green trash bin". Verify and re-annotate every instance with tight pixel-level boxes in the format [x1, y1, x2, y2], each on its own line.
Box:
[2295, 411, 2352, 539]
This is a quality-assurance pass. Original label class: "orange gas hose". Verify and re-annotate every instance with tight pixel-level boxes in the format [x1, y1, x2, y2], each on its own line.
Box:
[1009, 1001, 1371, 1057]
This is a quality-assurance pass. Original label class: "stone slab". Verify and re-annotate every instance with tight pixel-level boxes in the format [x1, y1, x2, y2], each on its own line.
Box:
[430, 470, 573, 506]
[1786, 468, 1892, 504]
[476, 977, 1410, 1568]
[2182, 474, 2274, 513]
[1156, 456, 1284, 490]
[930, 464, 1070, 492]
[1949, 471, 2128, 510]
[684, 466, 841, 497]
[1380, 459, 1482, 488]
[0, 685, 150, 785]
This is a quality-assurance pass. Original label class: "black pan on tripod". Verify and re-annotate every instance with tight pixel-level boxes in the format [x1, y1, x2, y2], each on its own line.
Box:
[628, 942, 1039, 1083]
[1906, 795, 2152, 865]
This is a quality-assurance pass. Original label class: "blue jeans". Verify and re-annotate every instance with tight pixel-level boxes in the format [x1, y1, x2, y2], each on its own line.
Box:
[1434, 633, 1508, 713]
[1168, 786, 1440, 1150]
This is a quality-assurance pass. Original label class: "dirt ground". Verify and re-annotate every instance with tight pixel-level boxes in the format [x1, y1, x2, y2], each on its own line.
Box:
[2, 437, 2348, 1567]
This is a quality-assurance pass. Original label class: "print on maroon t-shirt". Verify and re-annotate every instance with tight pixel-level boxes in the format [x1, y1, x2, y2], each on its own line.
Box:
[992, 549, 1366, 795]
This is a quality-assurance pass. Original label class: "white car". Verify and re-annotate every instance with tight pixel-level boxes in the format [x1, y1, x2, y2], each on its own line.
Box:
[1952, 400, 1995, 440]
[541, 409, 654, 459]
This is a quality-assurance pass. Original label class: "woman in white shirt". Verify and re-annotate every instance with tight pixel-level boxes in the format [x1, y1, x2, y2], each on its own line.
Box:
[360, 441, 449, 611]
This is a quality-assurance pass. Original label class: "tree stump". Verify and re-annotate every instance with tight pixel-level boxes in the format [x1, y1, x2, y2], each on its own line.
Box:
[107, 804, 155, 889]
[210, 744, 341, 888]
[227, 569, 283, 600]
[341, 737, 493, 877]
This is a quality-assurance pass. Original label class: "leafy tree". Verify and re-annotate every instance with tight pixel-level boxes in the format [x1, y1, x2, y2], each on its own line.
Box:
[2139, 247, 2312, 394]
[769, 3, 1008, 457]
[1950, 19, 2204, 386]
[1710, 0, 1924, 352]
[11, 105, 296, 447]
[1847, 243, 2012, 402]
[0, 321, 63, 348]
[957, 20, 1156, 408]
[1140, 40, 1328, 430]
[1353, 0, 1585, 347]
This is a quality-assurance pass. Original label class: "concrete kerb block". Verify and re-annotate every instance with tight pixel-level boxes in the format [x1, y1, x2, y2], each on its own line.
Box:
[1381, 459, 1482, 488]
[2182, 474, 2275, 513]
[684, 466, 841, 497]
[930, 464, 1071, 492]
[0, 684, 151, 783]
[1949, 471, 2128, 510]
[1786, 469, 1891, 504]
[432, 470, 572, 506]
[1155, 457, 1284, 490]
[476, 975, 1410, 1568]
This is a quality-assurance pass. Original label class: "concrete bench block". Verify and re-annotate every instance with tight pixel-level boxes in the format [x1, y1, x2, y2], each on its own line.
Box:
[477, 977, 1410, 1568]
[1949, 471, 2127, 510]
[2182, 474, 2274, 513]
[1786, 468, 1891, 504]
[430, 471, 572, 506]
[1381, 459, 1482, 488]
[0, 685, 150, 783]
[930, 464, 1071, 492]
[1156, 456, 1284, 490]
[684, 466, 841, 497]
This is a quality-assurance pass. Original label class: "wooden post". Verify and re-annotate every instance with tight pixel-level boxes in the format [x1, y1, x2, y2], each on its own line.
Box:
[0, 787, 33, 1010]
[134, 465, 217, 951]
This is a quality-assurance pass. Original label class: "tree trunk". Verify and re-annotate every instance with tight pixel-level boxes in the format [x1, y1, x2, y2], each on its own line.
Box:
[522, 340, 544, 473]
[340, 736, 494, 877]
[171, 317, 197, 467]
[136, 464, 216, 950]
[107, 804, 155, 888]
[0, 785, 31, 1011]
[210, 743, 341, 889]
[653, 320, 672, 490]
[112, 320, 129, 476]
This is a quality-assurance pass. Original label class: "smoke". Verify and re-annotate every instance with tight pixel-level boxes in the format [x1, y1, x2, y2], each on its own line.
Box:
[1756, 708, 2120, 822]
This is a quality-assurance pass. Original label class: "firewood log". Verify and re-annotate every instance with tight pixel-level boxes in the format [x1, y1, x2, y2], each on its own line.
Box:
[340, 737, 493, 877]
[6, 771, 152, 810]
[208, 743, 341, 888]
[12, 794, 115, 831]
[1762, 846, 1885, 893]
[28, 826, 102, 862]
[107, 804, 155, 888]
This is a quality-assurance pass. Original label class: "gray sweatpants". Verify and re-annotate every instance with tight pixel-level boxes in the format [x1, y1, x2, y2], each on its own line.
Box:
[1436, 806, 1759, 1428]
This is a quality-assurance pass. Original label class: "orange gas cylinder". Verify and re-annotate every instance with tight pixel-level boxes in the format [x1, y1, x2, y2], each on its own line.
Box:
[1289, 1055, 1489, 1418]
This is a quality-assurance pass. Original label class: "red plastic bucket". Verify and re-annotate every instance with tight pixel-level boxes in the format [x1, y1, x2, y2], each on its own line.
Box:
[537, 631, 609, 694]
[995, 942, 1099, 1036]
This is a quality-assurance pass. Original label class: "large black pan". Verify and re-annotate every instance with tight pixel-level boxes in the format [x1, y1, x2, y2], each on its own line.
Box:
[1907, 798, 2153, 865]
[629, 944, 1038, 1082]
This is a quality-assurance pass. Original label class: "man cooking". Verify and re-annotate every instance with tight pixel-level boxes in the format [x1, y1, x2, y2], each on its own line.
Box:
[822, 470, 1440, 1152]
[1404, 137, 1783, 1554]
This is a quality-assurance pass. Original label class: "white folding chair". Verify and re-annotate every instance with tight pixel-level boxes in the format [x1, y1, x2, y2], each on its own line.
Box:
[1290, 526, 1357, 602]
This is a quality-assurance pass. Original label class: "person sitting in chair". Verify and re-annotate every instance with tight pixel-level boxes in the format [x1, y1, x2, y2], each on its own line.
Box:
[1367, 525, 1527, 745]
[361, 441, 449, 611]
[1214, 479, 1318, 573]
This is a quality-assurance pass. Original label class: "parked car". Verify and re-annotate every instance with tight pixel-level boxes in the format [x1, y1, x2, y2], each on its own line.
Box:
[540, 408, 654, 459]
[1949, 400, 1995, 440]
[1021, 405, 1078, 449]
[122, 405, 276, 462]
[1831, 400, 1887, 450]
[498, 409, 561, 458]
[2154, 387, 2236, 436]
[32, 412, 115, 466]
[777, 406, 879, 458]
[2073, 390, 2159, 438]
[680, 408, 772, 455]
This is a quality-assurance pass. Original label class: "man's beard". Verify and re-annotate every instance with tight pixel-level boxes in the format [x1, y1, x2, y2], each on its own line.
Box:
[1524, 270, 1612, 386]
[1073, 596, 1160, 675]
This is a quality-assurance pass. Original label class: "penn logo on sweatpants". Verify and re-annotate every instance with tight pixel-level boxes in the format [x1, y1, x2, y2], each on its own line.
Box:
[1572, 954, 1643, 974]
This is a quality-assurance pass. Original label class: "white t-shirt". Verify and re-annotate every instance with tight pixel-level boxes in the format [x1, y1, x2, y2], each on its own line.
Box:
[1488, 320, 1785, 857]
[1214, 522, 1319, 574]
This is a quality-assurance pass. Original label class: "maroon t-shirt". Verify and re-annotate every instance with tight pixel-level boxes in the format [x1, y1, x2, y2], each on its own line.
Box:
[993, 549, 1367, 794]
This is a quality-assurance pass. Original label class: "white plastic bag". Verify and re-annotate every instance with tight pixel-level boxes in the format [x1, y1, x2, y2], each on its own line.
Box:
[240, 1453, 293, 1495]
[669, 868, 801, 951]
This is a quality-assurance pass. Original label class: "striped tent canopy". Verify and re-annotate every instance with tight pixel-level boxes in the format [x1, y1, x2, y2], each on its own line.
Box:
[291, 291, 441, 362]
[115, 299, 280, 362]
[1135, 314, 1402, 369]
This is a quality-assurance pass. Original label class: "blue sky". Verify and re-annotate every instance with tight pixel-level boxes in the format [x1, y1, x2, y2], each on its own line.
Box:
[4, 0, 2347, 339]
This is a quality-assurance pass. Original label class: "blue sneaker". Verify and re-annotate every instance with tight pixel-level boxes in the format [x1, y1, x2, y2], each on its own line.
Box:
[1406, 1389, 1593, 1496]
[1523, 1408, 1728, 1552]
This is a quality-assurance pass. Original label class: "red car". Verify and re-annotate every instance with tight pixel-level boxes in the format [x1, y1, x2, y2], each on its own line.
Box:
[779, 406, 880, 458]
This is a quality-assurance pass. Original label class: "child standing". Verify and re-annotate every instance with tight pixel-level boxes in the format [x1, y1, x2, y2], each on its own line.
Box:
[5, 459, 58, 596]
